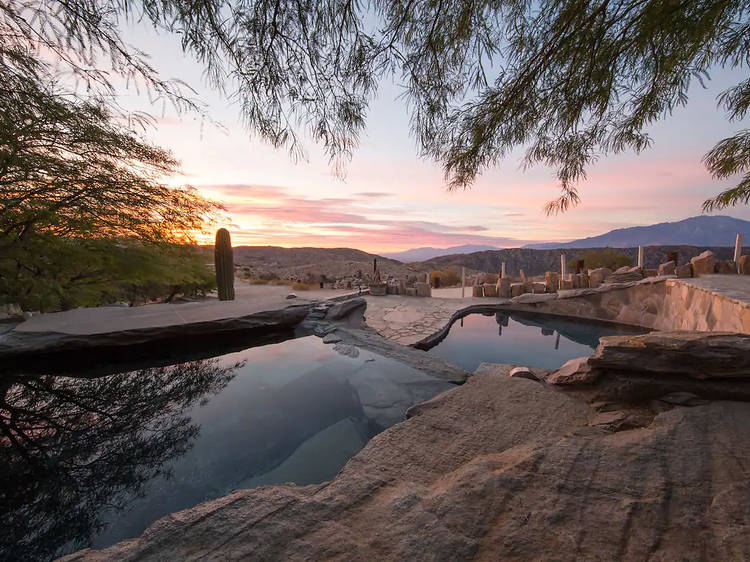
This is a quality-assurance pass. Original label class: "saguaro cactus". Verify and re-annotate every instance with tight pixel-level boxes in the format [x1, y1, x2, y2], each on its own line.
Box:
[214, 228, 235, 301]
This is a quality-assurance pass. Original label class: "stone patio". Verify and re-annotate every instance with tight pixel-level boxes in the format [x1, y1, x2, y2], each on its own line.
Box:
[13, 282, 357, 336]
[362, 294, 507, 346]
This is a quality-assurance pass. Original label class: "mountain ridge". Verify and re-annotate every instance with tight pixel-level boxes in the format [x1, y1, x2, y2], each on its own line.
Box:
[380, 244, 501, 262]
[523, 215, 750, 249]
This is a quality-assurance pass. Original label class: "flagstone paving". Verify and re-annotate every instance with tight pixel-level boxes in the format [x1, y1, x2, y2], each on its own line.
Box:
[362, 294, 507, 346]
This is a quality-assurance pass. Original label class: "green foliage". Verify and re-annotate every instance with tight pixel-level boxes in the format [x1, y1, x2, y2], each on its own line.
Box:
[7, 0, 750, 211]
[0, 236, 215, 312]
[568, 249, 632, 272]
[0, 11, 222, 311]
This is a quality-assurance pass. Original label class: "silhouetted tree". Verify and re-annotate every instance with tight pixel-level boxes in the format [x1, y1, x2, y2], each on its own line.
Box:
[4, 1, 750, 210]
[0, 359, 241, 561]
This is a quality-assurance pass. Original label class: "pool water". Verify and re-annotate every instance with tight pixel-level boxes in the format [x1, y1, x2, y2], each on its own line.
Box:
[0, 335, 453, 561]
[426, 311, 648, 372]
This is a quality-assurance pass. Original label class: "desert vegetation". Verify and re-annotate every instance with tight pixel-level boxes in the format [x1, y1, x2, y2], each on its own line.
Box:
[567, 249, 633, 272]
[0, 4, 222, 311]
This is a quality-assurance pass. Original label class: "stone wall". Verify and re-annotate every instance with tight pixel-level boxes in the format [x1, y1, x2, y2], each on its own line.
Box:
[507, 278, 750, 334]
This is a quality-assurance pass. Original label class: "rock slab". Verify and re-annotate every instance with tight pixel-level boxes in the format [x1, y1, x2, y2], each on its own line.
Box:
[691, 250, 717, 276]
[589, 331, 750, 379]
[63, 373, 750, 561]
[326, 297, 367, 320]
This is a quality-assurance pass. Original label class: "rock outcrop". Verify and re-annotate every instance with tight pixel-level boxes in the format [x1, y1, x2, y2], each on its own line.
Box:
[604, 267, 642, 284]
[546, 331, 750, 403]
[715, 260, 737, 274]
[64, 363, 750, 561]
[690, 250, 717, 276]
[326, 297, 367, 320]
[589, 331, 750, 378]
[657, 260, 676, 276]
[676, 262, 693, 277]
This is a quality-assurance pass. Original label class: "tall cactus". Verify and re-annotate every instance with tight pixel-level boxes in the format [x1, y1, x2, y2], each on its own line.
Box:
[214, 228, 235, 301]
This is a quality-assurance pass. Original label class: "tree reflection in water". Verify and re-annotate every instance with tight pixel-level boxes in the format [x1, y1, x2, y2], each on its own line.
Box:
[0, 359, 241, 561]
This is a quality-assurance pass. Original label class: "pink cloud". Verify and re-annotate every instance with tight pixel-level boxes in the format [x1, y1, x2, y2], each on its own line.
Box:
[197, 183, 531, 251]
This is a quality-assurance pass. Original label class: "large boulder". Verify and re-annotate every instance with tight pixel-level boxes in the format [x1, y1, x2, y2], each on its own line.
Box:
[676, 263, 693, 278]
[588, 267, 611, 288]
[715, 260, 736, 274]
[690, 250, 717, 276]
[604, 269, 643, 284]
[739, 255, 750, 275]
[326, 297, 366, 320]
[658, 260, 676, 276]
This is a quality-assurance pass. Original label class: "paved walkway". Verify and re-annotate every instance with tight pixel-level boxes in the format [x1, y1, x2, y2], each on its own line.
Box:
[675, 275, 750, 308]
[14, 282, 357, 335]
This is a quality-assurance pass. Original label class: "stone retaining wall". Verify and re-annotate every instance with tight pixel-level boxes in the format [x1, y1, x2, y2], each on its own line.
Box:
[508, 278, 750, 333]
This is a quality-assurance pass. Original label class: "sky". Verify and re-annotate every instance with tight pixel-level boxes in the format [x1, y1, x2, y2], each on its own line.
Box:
[117, 20, 750, 253]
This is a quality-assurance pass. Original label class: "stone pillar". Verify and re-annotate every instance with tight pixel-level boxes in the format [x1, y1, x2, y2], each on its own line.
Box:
[501, 262, 506, 277]
[560, 254, 566, 290]
[735, 234, 743, 273]
[461, 267, 466, 298]
[638, 246, 644, 269]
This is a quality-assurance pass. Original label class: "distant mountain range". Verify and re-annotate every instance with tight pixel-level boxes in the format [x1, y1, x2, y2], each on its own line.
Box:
[210, 215, 750, 281]
[410, 245, 748, 277]
[524, 215, 750, 249]
[380, 244, 501, 262]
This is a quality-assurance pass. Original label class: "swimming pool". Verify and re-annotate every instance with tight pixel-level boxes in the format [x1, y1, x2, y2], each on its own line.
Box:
[426, 311, 648, 372]
[0, 335, 453, 560]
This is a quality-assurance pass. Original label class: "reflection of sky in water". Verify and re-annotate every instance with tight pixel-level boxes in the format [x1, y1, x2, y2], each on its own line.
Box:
[91, 336, 452, 549]
[427, 312, 648, 372]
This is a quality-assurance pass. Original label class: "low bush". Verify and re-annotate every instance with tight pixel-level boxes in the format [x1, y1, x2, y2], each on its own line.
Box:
[568, 249, 632, 271]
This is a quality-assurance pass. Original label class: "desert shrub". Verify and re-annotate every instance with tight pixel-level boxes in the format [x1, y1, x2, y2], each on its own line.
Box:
[246, 278, 271, 285]
[430, 267, 462, 287]
[0, 237, 215, 311]
[568, 249, 632, 272]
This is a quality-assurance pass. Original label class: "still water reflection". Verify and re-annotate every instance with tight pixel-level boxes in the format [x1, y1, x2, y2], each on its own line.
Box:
[427, 311, 648, 371]
[0, 336, 452, 560]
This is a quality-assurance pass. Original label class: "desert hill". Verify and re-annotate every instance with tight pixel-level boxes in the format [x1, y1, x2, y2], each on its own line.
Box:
[412, 245, 748, 277]
[226, 246, 415, 282]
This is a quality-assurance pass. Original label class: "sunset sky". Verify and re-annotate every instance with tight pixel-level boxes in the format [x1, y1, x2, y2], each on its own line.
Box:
[121, 22, 750, 253]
